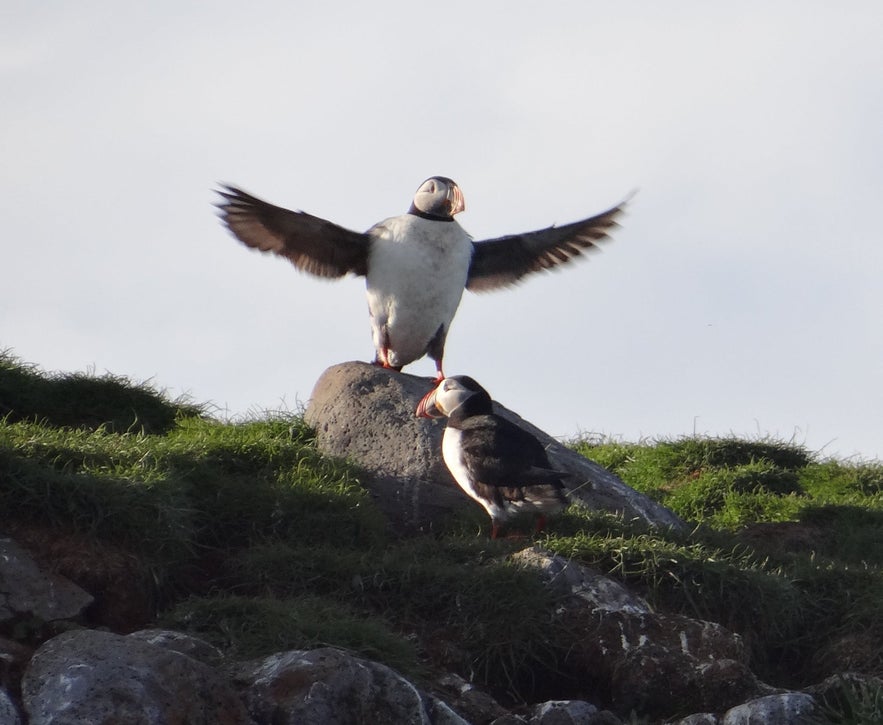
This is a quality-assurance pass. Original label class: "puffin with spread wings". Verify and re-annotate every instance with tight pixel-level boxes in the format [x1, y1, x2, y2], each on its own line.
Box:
[216, 176, 626, 380]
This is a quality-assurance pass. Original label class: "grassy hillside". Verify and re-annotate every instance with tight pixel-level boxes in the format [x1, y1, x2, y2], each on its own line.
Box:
[2, 351, 881, 720]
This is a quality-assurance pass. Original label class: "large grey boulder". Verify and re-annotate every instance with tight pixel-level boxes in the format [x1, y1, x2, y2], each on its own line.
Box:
[515, 547, 759, 718]
[305, 362, 685, 532]
[128, 628, 224, 666]
[230, 647, 468, 725]
[720, 693, 816, 724]
[529, 699, 601, 724]
[0, 537, 93, 625]
[21, 629, 252, 725]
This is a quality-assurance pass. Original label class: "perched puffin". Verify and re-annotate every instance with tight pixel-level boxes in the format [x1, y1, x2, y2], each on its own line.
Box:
[217, 177, 626, 380]
[416, 375, 569, 538]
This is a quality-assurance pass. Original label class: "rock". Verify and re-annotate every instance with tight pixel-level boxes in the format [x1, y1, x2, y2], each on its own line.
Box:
[305, 362, 466, 531]
[424, 696, 477, 725]
[0, 636, 32, 695]
[0, 537, 93, 625]
[810, 631, 882, 678]
[128, 628, 224, 666]
[305, 362, 685, 532]
[529, 699, 599, 724]
[4, 523, 155, 632]
[671, 715, 719, 725]
[21, 629, 252, 725]
[720, 692, 816, 724]
[516, 547, 758, 718]
[0, 688, 22, 725]
[512, 547, 651, 614]
[231, 646, 468, 725]
[804, 673, 883, 718]
[432, 671, 510, 723]
[607, 646, 756, 717]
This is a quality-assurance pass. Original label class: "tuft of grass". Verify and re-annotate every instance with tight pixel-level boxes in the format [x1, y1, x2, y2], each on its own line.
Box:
[573, 435, 811, 498]
[161, 594, 418, 675]
[810, 675, 883, 725]
[563, 438, 883, 686]
[0, 349, 201, 433]
[665, 462, 803, 528]
[0, 409, 386, 602]
[574, 434, 882, 535]
[222, 536, 565, 699]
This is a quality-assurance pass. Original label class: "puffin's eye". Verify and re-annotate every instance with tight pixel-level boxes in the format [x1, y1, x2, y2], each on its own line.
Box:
[427, 182, 436, 193]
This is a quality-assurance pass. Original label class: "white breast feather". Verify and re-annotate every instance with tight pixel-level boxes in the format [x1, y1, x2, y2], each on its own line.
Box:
[365, 215, 473, 367]
[442, 428, 507, 521]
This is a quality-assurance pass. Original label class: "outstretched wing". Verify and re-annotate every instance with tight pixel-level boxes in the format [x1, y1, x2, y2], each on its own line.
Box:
[215, 185, 371, 278]
[466, 197, 629, 292]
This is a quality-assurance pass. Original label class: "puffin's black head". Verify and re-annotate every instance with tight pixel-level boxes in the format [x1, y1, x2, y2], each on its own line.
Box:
[416, 375, 492, 420]
[409, 176, 466, 221]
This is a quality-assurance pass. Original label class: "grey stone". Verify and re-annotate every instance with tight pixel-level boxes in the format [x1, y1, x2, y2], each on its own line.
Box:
[0, 636, 32, 695]
[517, 547, 757, 717]
[804, 671, 883, 708]
[512, 546, 651, 614]
[424, 695, 475, 725]
[0, 538, 93, 624]
[432, 671, 509, 723]
[21, 629, 252, 725]
[530, 699, 599, 724]
[671, 715, 719, 725]
[0, 689, 22, 725]
[305, 362, 685, 532]
[232, 646, 466, 725]
[128, 628, 224, 666]
[721, 692, 816, 724]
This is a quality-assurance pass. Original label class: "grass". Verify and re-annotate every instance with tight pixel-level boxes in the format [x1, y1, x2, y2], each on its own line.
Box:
[809, 675, 883, 725]
[160, 594, 418, 675]
[0, 350, 201, 433]
[2, 351, 882, 719]
[572, 434, 883, 685]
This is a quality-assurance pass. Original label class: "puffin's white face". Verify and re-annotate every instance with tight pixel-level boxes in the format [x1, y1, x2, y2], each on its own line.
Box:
[412, 176, 466, 218]
[415, 376, 482, 419]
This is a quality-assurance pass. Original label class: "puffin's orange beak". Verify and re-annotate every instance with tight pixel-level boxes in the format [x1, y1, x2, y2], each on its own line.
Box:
[447, 184, 465, 216]
[416, 388, 442, 418]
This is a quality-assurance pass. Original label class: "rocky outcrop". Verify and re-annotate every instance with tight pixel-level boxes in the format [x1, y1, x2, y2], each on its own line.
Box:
[21, 629, 252, 725]
[719, 692, 816, 724]
[230, 647, 467, 725]
[0, 537, 93, 627]
[305, 362, 685, 532]
[515, 548, 760, 717]
[0, 535, 848, 725]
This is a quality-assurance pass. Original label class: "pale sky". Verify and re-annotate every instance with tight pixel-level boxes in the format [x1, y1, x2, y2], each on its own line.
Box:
[2, 2, 881, 460]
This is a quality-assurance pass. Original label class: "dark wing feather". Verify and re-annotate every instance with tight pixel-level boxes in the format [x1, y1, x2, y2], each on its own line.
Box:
[459, 416, 567, 488]
[466, 198, 628, 292]
[215, 185, 371, 278]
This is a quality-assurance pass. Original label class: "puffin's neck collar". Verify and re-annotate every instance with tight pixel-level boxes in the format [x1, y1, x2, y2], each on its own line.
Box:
[408, 205, 455, 222]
